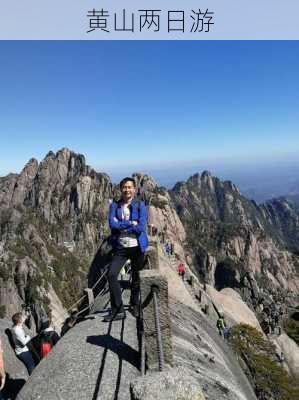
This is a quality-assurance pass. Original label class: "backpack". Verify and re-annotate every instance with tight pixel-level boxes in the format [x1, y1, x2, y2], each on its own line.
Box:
[40, 341, 52, 358]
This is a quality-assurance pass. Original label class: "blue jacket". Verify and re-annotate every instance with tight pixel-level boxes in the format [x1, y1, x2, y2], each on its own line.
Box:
[108, 199, 149, 253]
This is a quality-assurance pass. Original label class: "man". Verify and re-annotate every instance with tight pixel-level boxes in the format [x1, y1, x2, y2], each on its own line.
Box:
[216, 314, 227, 338]
[178, 262, 186, 281]
[104, 177, 148, 322]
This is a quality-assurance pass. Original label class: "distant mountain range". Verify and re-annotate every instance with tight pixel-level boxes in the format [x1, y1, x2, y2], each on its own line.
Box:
[108, 161, 299, 204]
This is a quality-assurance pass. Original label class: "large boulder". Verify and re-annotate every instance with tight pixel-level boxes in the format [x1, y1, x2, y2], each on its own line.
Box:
[275, 333, 299, 378]
[206, 286, 262, 331]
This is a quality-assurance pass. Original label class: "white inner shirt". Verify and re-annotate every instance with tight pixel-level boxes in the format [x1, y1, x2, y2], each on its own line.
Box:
[11, 325, 31, 355]
[118, 204, 138, 248]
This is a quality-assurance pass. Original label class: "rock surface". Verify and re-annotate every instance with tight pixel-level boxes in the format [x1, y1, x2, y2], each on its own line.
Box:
[148, 246, 257, 400]
[170, 300, 257, 400]
[274, 333, 299, 378]
[206, 286, 262, 331]
[131, 366, 206, 400]
[170, 170, 299, 309]
[0, 148, 113, 332]
[17, 289, 140, 400]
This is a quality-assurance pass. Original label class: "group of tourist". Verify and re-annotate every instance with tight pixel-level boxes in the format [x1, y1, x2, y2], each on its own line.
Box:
[0, 311, 60, 397]
[10, 312, 60, 375]
[259, 302, 284, 335]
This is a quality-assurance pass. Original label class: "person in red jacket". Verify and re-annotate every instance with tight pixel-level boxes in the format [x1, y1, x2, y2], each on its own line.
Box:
[178, 262, 186, 281]
[37, 318, 60, 359]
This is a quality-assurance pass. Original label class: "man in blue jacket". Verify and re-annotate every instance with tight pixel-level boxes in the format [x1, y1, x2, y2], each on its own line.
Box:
[104, 177, 148, 322]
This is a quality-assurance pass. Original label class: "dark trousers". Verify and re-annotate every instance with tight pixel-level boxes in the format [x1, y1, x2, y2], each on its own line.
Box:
[17, 351, 35, 375]
[108, 246, 144, 313]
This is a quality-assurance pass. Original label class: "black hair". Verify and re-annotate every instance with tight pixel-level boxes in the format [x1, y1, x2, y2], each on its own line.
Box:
[119, 177, 136, 189]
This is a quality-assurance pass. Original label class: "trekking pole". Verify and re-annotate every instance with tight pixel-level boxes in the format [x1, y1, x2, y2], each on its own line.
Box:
[151, 285, 164, 372]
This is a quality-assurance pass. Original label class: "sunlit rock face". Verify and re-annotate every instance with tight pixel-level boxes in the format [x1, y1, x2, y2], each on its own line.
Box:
[170, 170, 299, 303]
[0, 148, 114, 333]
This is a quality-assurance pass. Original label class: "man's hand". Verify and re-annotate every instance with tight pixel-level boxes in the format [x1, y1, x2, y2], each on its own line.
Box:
[132, 221, 138, 226]
[0, 367, 5, 390]
[113, 217, 118, 222]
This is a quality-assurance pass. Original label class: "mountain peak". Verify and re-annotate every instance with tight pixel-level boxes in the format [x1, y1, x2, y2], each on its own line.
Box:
[201, 170, 212, 178]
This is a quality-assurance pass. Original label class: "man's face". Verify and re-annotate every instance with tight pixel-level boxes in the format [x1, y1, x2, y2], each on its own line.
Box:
[121, 180, 136, 202]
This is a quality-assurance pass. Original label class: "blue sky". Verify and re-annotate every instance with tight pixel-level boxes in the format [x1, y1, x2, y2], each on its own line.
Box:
[0, 41, 299, 187]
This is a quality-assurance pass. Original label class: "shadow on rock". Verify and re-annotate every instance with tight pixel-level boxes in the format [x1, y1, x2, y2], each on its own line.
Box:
[87, 335, 140, 369]
[88, 238, 114, 297]
[2, 374, 26, 399]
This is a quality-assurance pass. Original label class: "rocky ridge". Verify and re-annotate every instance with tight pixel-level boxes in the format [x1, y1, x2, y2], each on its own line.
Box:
[1, 151, 299, 328]
[0, 148, 113, 328]
[169, 171, 299, 304]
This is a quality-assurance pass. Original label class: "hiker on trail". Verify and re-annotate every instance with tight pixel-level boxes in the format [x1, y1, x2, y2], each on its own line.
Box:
[178, 262, 186, 281]
[170, 243, 174, 255]
[0, 338, 6, 400]
[37, 318, 60, 359]
[223, 326, 230, 340]
[11, 312, 36, 375]
[165, 243, 171, 257]
[273, 310, 279, 326]
[261, 317, 270, 335]
[216, 314, 227, 338]
[270, 318, 276, 335]
[104, 177, 149, 322]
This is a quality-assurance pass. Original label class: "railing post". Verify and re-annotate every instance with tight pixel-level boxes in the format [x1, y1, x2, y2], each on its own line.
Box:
[83, 288, 94, 312]
[139, 270, 173, 371]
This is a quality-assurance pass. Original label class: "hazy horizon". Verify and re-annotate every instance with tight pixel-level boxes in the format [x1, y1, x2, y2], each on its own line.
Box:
[1, 147, 298, 203]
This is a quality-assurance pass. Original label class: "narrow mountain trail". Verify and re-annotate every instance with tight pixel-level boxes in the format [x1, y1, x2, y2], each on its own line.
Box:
[17, 243, 257, 400]
[17, 287, 141, 400]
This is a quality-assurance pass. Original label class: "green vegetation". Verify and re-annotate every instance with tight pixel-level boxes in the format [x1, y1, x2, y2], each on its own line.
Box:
[0, 264, 10, 281]
[0, 209, 12, 236]
[9, 224, 82, 310]
[229, 324, 299, 400]
[150, 196, 168, 209]
[47, 243, 87, 309]
[153, 186, 167, 196]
